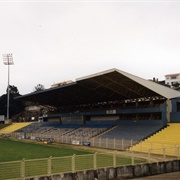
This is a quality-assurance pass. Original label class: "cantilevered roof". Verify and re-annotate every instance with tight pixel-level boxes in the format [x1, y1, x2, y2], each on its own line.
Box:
[16, 68, 180, 107]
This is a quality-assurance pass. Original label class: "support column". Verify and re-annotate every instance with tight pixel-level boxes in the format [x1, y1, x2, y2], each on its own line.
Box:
[59, 116, 62, 125]
[166, 99, 172, 123]
[83, 115, 86, 125]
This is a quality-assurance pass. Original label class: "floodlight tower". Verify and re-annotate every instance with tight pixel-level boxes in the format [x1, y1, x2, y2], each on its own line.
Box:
[3, 53, 14, 119]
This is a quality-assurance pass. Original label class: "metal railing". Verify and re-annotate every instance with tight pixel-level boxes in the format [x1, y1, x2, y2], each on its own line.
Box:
[10, 132, 180, 157]
[2, 133, 180, 179]
[0, 151, 145, 180]
[130, 141, 180, 158]
[1, 146, 180, 180]
[11, 132, 139, 150]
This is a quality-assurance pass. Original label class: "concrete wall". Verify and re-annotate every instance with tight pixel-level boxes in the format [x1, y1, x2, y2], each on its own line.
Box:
[170, 98, 180, 123]
[25, 160, 180, 180]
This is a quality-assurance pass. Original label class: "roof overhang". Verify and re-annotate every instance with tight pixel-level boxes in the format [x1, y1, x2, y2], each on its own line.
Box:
[16, 68, 180, 107]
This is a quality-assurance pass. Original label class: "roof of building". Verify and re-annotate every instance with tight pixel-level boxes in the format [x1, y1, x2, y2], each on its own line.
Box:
[165, 73, 180, 77]
[50, 80, 73, 88]
[16, 68, 180, 107]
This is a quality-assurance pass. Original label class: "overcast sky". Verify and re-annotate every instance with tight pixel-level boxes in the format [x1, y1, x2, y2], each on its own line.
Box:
[0, 0, 180, 96]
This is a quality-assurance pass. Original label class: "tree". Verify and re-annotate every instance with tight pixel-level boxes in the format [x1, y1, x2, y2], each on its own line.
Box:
[171, 82, 180, 91]
[0, 85, 25, 119]
[8, 85, 20, 96]
[33, 84, 45, 92]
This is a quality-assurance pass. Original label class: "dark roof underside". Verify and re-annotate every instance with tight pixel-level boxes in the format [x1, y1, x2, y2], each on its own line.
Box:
[17, 70, 165, 107]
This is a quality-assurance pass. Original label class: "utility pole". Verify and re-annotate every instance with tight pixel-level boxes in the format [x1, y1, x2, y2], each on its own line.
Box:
[3, 53, 14, 119]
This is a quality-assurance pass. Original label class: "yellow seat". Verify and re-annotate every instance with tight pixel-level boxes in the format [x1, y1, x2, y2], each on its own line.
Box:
[0, 122, 32, 134]
[130, 123, 180, 156]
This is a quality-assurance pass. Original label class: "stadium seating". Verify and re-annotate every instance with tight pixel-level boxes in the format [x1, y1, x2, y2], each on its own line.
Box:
[15, 121, 112, 141]
[0, 122, 32, 134]
[130, 123, 180, 156]
[18, 123, 42, 133]
[12, 120, 169, 152]
[99, 121, 163, 141]
[65, 127, 108, 140]
[0, 124, 9, 130]
[16, 122, 80, 139]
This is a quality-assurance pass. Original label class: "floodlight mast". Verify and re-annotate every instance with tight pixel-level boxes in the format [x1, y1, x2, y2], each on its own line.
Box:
[3, 53, 14, 119]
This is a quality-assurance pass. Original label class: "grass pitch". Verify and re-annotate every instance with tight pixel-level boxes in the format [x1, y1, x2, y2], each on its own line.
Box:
[0, 139, 91, 162]
[0, 138, 147, 179]
[0, 138, 146, 165]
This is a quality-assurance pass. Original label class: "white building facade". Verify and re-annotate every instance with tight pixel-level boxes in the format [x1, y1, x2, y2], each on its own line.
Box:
[165, 73, 180, 87]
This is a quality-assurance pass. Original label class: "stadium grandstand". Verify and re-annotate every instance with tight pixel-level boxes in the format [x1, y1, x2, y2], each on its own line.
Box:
[6, 68, 180, 151]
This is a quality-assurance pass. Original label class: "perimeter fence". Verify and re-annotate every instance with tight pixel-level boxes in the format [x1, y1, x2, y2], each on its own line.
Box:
[11, 132, 139, 150]
[9, 132, 180, 157]
[0, 151, 146, 180]
[1, 146, 180, 180]
[1, 133, 180, 179]
[10, 132, 180, 156]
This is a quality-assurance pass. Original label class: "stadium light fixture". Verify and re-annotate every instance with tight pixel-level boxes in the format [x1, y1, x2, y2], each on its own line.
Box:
[3, 53, 14, 119]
